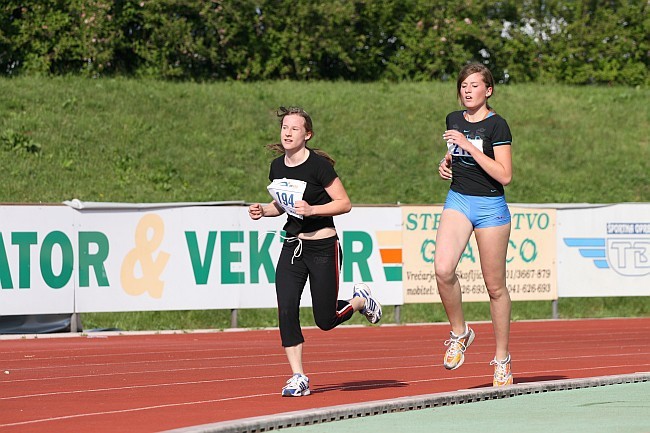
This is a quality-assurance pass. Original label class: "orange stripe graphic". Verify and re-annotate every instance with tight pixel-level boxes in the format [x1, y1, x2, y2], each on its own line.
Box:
[379, 248, 402, 264]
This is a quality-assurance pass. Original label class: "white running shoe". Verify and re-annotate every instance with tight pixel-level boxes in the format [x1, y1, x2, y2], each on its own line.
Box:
[352, 283, 382, 324]
[281, 373, 310, 397]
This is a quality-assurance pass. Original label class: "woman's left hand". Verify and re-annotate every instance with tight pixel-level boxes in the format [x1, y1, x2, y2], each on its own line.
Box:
[294, 200, 314, 217]
[443, 130, 472, 153]
[438, 154, 452, 180]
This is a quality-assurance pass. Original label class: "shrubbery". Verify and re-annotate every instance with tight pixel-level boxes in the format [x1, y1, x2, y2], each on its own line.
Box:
[0, 0, 647, 85]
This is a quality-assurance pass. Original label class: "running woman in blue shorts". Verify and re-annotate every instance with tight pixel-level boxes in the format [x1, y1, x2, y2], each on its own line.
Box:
[436, 63, 513, 387]
[249, 106, 382, 397]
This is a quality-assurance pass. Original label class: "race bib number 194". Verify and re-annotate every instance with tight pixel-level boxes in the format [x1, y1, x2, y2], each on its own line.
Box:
[267, 178, 307, 219]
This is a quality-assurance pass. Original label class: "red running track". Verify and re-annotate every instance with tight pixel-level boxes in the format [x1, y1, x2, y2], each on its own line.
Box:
[1, 318, 649, 433]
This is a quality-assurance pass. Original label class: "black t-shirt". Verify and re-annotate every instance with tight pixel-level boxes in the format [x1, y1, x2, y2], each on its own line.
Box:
[446, 110, 512, 196]
[269, 149, 338, 236]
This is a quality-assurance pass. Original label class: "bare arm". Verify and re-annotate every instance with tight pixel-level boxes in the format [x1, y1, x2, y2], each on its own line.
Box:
[248, 201, 284, 220]
[489, 145, 512, 186]
[294, 177, 352, 217]
[442, 129, 512, 186]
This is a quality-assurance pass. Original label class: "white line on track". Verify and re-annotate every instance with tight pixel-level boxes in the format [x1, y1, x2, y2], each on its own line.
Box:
[0, 392, 278, 428]
[3, 360, 649, 401]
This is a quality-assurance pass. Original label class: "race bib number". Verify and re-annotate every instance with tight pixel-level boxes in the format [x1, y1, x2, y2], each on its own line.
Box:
[267, 178, 307, 219]
[446, 138, 484, 157]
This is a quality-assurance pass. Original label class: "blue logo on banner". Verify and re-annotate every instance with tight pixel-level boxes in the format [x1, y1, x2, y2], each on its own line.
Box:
[564, 222, 650, 277]
[564, 238, 608, 268]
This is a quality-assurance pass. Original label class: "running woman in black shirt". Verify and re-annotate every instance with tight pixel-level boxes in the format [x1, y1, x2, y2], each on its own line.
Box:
[436, 64, 514, 386]
[248, 106, 382, 397]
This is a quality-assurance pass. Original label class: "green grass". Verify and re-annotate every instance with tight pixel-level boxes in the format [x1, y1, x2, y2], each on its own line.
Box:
[1, 78, 647, 204]
[80, 297, 650, 331]
[1, 77, 648, 331]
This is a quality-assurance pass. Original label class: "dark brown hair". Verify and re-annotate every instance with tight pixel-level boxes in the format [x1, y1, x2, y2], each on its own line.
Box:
[266, 106, 335, 166]
[456, 63, 496, 110]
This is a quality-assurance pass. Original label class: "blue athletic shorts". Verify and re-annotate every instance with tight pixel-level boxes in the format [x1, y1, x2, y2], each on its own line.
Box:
[443, 189, 511, 229]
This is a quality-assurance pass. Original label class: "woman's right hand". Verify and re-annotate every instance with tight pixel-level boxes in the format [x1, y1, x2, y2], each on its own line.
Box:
[438, 154, 452, 180]
[248, 203, 264, 220]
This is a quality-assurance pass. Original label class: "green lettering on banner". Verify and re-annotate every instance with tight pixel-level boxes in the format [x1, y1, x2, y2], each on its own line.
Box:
[507, 239, 516, 264]
[421, 239, 435, 263]
[41, 231, 73, 289]
[507, 238, 539, 264]
[512, 212, 550, 230]
[13, 232, 37, 288]
[79, 232, 110, 287]
[420, 239, 475, 265]
[405, 213, 419, 230]
[460, 243, 476, 264]
[342, 231, 373, 282]
[519, 238, 538, 263]
[221, 231, 244, 284]
[185, 231, 217, 284]
[405, 213, 441, 231]
[249, 231, 276, 284]
[0, 234, 13, 288]
[434, 213, 442, 230]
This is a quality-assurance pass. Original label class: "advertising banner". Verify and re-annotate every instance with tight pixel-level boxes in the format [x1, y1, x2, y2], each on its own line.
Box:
[402, 205, 557, 303]
[1, 204, 403, 315]
[0, 206, 76, 315]
[4, 201, 648, 316]
[76, 205, 403, 312]
[557, 203, 650, 297]
[336, 206, 403, 306]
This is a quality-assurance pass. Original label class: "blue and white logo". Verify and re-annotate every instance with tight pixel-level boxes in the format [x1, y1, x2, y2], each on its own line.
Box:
[564, 223, 650, 277]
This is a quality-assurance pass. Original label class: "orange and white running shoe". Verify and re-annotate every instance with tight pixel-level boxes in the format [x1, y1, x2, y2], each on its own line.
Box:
[490, 354, 513, 386]
[443, 326, 475, 370]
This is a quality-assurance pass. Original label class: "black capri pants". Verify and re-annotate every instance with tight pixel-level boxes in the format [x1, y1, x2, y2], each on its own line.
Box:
[276, 235, 355, 347]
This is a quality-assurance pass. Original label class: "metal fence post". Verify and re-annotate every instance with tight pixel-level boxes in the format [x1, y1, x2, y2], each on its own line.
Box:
[230, 309, 238, 328]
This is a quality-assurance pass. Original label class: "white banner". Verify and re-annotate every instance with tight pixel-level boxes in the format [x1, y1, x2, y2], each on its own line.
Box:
[557, 203, 650, 297]
[1, 204, 403, 314]
[336, 206, 403, 306]
[0, 206, 75, 315]
[2, 202, 648, 315]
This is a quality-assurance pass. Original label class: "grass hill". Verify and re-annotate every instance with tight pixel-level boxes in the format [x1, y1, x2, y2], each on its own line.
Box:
[1, 77, 647, 330]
